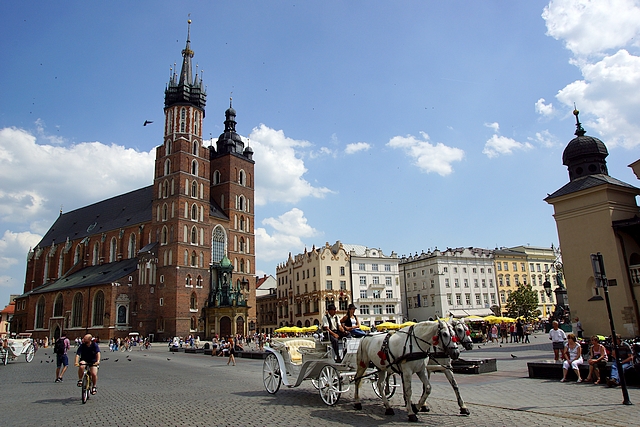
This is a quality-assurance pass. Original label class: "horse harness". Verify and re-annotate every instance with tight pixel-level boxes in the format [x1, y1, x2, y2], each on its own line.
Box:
[378, 322, 454, 375]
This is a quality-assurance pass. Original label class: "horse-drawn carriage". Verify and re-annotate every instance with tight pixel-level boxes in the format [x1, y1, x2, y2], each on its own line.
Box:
[0, 333, 36, 365]
[263, 318, 473, 422]
[262, 332, 399, 406]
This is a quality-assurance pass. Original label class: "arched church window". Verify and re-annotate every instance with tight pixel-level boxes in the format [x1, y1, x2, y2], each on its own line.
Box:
[193, 141, 198, 156]
[191, 204, 197, 221]
[239, 170, 245, 186]
[211, 226, 226, 264]
[191, 181, 197, 198]
[180, 108, 186, 133]
[128, 233, 136, 258]
[164, 159, 171, 176]
[191, 160, 198, 176]
[109, 237, 117, 262]
[213, 170, 221, 185]
[191, 226, 197, 244]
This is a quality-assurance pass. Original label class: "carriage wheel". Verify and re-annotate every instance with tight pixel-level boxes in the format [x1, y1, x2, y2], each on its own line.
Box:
[318, 365, 342, 406]
[263, 353, 281, 394]
[25, 345, 35, 363]
[371, 372, 399, 399]
[310, 379, 319, 390]
[1, 349, 7, 365]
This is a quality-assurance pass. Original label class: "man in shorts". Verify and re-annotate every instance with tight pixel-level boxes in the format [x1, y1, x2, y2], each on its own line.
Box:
[54, 333, 70, 382]
[75, 334, 101, 395]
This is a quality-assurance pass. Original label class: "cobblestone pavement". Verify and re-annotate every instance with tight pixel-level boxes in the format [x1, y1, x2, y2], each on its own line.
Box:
[1, 333, 638, 427]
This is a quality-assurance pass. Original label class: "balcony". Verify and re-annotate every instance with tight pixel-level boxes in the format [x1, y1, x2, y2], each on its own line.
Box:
[630, 264, 640, 285]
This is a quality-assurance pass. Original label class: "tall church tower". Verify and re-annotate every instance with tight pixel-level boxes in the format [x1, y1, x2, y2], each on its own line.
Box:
[152, 20, 211, 337]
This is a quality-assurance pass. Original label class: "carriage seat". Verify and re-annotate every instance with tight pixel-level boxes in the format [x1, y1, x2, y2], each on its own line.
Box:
[271, 338, 315, 364]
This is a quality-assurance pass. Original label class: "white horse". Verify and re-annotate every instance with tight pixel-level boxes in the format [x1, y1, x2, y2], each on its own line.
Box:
[425, 318, 473, 415]
[353, 319, 460, 422]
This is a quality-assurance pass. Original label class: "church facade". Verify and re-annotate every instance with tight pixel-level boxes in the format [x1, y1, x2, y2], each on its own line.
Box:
[11, 22, 256, 342]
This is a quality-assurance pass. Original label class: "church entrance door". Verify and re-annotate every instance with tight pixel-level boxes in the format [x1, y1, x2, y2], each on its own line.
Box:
[220, 316, 231, 338]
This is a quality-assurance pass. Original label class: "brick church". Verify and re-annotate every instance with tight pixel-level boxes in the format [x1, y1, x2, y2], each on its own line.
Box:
[11, 21, 256, 342]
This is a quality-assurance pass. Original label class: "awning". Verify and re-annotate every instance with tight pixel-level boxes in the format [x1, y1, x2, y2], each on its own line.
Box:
[448, 309, 495, 318]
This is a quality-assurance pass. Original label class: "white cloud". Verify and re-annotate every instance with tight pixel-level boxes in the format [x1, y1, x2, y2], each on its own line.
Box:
[345, 142, 371, 154]
[0, 127, 155, 225]
[249, 124, 333, 205]
[0, 230, 41, 272]
[386, 132, 464, 176]
[255, 208, 320, 262]
[543, 1, 640, 148]
[535, 98, 554, 116]
[484, 122, 500, 133]
[528, 130, 558, 148]
[543, 0, 640, 57]
[483, 135, 533, 158]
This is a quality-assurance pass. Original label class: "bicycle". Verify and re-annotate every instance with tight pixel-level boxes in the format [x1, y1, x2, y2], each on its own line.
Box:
[78, 362, 99, 404]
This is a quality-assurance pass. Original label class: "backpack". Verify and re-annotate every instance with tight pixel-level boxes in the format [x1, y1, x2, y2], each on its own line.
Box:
[54, 337, 65, 355]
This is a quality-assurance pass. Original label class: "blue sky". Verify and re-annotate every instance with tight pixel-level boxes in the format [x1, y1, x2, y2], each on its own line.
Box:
[1, 1, 640, 307]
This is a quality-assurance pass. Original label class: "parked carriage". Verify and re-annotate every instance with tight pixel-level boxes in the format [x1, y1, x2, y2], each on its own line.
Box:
[0, 334, 36, 365]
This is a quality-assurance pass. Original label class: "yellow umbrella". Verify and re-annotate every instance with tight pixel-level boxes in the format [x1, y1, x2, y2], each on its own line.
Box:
[464, 316, 485, 322]
[399, 321, 417, 328]
[376, 322, 399, 330]
[359, 324, 371, 331]
[274, 326, 292, 333]
[483, 315, 501, 324]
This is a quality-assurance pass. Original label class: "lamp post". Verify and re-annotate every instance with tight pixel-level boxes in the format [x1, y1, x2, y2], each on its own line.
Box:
[590, 252, 632, 405]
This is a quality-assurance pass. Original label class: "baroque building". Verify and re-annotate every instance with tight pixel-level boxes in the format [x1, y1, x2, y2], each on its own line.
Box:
[400, 247, 497, 321]
[344, 244, 402, 326]
[11, 22, 256, 342]
[275, 241, 353, 328]
[545, 110, 640, 337]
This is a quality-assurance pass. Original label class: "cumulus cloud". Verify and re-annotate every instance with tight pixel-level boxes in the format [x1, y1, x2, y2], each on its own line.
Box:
[543, 0, 640, 148]
[0, 230, 41, 272]
[528, 130, 558, 148]
[345, 142, 371, 154]
[249, 124, 333, 205]
[0, 127, 155, 225]
[255, 208, 320, 262]
[484, 122, 500, 133]
[386, 132, 464, 176]
[535, 98, 554, 116]
[483, 135, 533, 158]
[543, 0, 640, 57]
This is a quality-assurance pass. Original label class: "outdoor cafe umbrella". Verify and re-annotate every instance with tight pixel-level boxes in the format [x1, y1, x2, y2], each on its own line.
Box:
[376, 322, 400, 331]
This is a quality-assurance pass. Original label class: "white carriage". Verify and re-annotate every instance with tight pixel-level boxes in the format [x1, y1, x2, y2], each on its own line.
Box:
[0, 334, 36, 365]
[262, 334, 399, 406]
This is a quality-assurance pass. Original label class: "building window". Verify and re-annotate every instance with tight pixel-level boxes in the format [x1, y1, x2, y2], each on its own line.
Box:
[386, 304, 395, 314]
[359, 276, 366, 285]
[385, 264, 391, 271]
[372, 264, 378, 271]
[372, 276, 379, 285]
[53, 294, 63, 317]
[359, 263, 365, 271]
[455, 294, 462, 306]
[326, 280, 332, 290]
[464, 279, 469, 288]
[454, 278, 459, 288]
[373, 304, 383, 315]
[360, 290, 367, 298]
[72, 293, 83, 328]
[360, 305, 370, 315]
[190, 293, 197, 310]
[340, 281, 346, 290]
[92, 291, 105, 326]
[446, 294, 452, 305]
[475, 294, 481, 305]
[465, 293, 471, 305]
[386, 290, 393, 298]
[474, 279, 478, 288]
[373, 290, 381, 298]
[340, 266, 345, 276]
[35, 296, 45, 329]
[326, 266, 331, 275]
[445, 278, 450, 287]
[386, 276, 392, 286]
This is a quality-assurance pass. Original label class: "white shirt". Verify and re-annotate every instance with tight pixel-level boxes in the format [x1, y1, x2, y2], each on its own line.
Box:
[322, 313, 340, 331]
[549, 328, 567, 343]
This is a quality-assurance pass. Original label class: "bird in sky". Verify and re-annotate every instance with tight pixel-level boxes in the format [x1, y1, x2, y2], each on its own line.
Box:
[511, 354, 517, 358]
[143, 120, 153, 126]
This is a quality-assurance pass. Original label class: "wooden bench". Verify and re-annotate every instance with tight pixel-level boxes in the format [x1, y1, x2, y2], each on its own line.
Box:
[451, 358, 497, 374]
[527, 360, 640, 386]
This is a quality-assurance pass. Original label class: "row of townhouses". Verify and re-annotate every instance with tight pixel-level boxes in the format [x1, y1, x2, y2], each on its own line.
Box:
[255, 242, 560, 334]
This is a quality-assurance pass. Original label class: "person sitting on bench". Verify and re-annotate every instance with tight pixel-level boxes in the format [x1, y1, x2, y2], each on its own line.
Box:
[322, 304, 346, 362]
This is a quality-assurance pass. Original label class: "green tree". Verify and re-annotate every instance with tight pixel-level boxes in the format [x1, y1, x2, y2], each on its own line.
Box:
[505, 285, 541, 320]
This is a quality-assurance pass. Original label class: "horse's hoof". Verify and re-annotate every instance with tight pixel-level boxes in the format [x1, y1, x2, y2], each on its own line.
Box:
[420, 405, 429, 413]
[408, 414, 419, 422]
[460, 408, 470, 416]
[411, 403, 419, 414]
[354, 403, 362, 410]
[385, 408, 395, 416]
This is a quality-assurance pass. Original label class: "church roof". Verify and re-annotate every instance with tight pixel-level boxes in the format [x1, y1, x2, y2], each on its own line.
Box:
[545, 174, 640, 201]
[29, 258, 139, 295]
[36, 186, 153, 249]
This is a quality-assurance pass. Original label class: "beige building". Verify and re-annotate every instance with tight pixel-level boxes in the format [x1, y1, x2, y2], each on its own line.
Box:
[493, 248, 529, 315]
[509, 245, 560, 318]
[255, 274, 278, 334]
[545, 112, 640, 337]
[275, 241, 353, 328]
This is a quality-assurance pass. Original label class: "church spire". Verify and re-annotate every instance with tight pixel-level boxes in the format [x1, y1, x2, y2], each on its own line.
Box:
[164, 19, 206, 113]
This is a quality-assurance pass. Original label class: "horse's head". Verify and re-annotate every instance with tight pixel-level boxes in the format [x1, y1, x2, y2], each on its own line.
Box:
[433, 319, 460, 360]
[451, 319, 473, 351]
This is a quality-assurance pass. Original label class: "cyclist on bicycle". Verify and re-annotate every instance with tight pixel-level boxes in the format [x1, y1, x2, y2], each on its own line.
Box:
[75, 334, 100, 395]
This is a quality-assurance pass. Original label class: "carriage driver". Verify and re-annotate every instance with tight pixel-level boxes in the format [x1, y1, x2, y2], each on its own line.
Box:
[322, 303, 346, 363]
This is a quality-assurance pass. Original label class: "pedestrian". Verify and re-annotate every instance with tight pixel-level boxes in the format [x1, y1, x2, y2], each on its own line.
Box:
[523, 323, 531, 343]
[490, 324, 498, 343]
[54, 333, 70, 382]
[227, 338, 236, 366]
[509, 323, 516, 343]
[516, 319, 524, 343]
[561, 334, 583, 382]
[575, 317, 583, 339]
[549, 320, 567, 362]
[500, 322, 507, 343]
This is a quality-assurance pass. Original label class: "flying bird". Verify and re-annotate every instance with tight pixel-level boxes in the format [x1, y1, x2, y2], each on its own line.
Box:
[511, 354, 517, 358]
[143, 120, 153, 126]
[114, 359, 119, 362]
[167, 358, 171, 361]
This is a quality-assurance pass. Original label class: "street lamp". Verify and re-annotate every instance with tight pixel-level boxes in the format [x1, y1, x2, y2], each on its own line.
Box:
[590, 252, 632, 405]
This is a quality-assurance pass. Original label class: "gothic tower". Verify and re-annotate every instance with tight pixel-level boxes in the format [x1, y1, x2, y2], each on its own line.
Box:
[152, 20, 210, 337]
